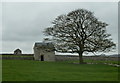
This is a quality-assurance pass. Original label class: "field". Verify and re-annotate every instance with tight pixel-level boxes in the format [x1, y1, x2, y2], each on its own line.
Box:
[2, 59, 119, 81]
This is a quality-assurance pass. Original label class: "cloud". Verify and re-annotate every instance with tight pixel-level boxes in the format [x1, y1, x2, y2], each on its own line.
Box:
[1, 2, 118, 54]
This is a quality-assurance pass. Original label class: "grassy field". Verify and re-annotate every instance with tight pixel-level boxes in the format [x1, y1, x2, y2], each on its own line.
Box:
[2, 60, 118, 81]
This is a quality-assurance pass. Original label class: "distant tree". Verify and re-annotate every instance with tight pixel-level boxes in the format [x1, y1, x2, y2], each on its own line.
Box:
[43, 9, 116, 64]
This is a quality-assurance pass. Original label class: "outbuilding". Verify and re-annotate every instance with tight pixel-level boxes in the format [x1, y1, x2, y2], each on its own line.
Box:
[33, 42, 55, 61]
[14, 49, 22, 55]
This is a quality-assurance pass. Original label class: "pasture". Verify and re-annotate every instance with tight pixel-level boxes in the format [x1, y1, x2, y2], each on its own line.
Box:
[2, 59, 118, 81]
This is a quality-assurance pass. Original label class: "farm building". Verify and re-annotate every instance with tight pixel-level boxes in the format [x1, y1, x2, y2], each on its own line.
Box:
[14, 49, 22, 55]
[33, 42, 55, 61]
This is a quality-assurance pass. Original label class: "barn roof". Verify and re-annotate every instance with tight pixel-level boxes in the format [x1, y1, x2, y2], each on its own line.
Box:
[14, 49, 22, 52]
[34, 42, 54, 48]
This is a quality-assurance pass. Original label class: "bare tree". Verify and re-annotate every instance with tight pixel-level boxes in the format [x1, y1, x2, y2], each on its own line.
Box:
[43, 9, 116, 64]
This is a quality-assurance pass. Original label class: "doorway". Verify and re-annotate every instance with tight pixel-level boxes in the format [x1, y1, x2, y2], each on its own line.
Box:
[41, 55, 44, 61]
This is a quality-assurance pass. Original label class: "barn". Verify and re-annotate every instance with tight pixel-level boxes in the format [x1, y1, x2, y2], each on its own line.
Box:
[33, 42, 55, 61]
[14, 49, 22, 55]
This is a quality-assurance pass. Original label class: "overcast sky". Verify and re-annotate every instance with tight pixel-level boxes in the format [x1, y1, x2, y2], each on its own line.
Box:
[1, 2, 118, 55]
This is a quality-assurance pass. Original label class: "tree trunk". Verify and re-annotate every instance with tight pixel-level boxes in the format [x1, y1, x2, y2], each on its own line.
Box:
[78, 51, 84, 64]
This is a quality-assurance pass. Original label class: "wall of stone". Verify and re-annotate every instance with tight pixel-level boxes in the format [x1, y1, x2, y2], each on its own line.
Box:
[2, 57, 34, 60]
[44, 52, 55, 61]
[55, 55, 118, 61]
[1, 54, 119, 61]
[83, 56, 118, 61]
[1, 54, 33, 56]
[1, 54, 34, 60]
[34, 48, 55, 61]
[55, 55, 79, 61]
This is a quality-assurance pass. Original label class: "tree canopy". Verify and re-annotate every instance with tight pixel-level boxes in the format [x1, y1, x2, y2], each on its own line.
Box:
[43, 9, 116, 64]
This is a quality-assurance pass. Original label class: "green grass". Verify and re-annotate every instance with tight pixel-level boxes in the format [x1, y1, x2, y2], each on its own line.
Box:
[2, 60, 118, 81]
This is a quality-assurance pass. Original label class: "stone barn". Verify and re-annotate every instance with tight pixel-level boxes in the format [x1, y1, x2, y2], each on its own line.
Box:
[14, 49, 22, 55]
[33, 42, 55, 61]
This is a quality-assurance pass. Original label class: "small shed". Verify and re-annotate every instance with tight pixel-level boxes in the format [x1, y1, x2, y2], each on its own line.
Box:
[33, 42, 55, 61]
[14, 49, 22, 55]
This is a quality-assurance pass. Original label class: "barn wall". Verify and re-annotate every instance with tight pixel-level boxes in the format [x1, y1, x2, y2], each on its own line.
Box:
[34, 47, 40, 60]
[33, 48, 55, 61]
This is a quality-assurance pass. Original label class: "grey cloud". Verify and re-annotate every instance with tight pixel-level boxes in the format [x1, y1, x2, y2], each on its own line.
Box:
[2, 2, 118, 54]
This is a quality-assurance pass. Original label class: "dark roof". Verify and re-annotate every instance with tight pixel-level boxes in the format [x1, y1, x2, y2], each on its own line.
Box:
[34, 42, 54, 48]
[14, 49, 22, 52]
